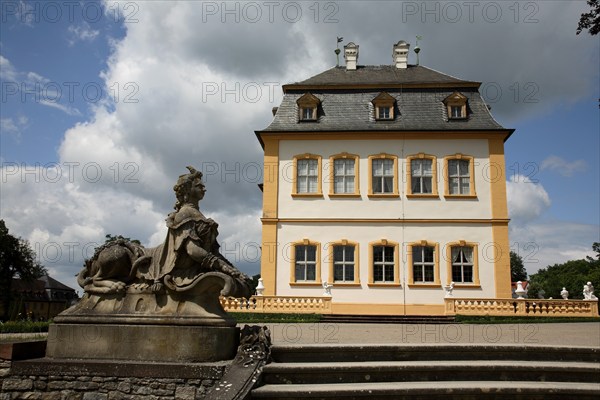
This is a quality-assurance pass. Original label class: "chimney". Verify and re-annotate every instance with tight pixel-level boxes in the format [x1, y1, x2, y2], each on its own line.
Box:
[344, 42, 359, 70]
[393, 40, 410, 69]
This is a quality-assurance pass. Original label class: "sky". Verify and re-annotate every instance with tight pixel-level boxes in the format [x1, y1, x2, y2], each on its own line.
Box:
[0, 0, 598, 294]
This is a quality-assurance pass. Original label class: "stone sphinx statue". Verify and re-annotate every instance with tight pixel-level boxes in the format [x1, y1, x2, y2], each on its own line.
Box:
[77, 166, 250, 299]
[48, 167, 251, 362]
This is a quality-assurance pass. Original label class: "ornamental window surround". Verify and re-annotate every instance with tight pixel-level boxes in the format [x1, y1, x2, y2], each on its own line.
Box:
[329, 153, 360, 197]
[290, 239, 322, 286]
[297, 93, 320, 122]
[443, 91, 468, 120]
[372, 92, 396, 121]
[406, 153, 438, 197]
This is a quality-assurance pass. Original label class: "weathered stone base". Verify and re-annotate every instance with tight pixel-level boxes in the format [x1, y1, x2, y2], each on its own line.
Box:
[46, 324, 239, 363]
[1, 343, 227, 400]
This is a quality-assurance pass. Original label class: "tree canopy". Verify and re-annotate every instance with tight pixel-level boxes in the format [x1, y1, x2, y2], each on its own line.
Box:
[510, 251, 528, 282]
[527, 243, 600, 299]
[0, 220, 47, 321]
[577, 0, 600, 35]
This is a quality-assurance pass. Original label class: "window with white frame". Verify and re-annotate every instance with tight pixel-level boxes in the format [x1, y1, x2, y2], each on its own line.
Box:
[412, 245, 435, 283]
[333, 245, 355, 282]
[411, 159, 433, 194]
[373, 245, 395, 282]
[297, 159, 319, 193]
[372, 159, 394, 194]
[451, 246, 474, 283]
[295, 245, 317, 282]
[333, 158, 356, 194]
[448, 159, 470, 195]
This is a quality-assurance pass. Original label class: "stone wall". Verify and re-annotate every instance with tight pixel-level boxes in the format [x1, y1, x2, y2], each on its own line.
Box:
[1, 373, 218, 400]
[0, 342, 227, 400]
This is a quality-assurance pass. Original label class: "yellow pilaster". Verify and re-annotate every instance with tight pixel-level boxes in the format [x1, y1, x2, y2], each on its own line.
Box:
[489, 138, 511, 298]
[260, 137, 279, 295]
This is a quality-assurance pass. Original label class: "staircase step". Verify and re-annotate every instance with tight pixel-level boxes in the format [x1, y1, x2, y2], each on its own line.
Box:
[252, 381, 600, 399]
[262, 360, 600, 384]
[271, 344, 600, 363]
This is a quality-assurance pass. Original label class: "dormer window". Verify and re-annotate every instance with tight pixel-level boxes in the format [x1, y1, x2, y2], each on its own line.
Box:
[297, 93, 320, 122]
[444, 91, 468, 120]
[372, 92, 396, 121]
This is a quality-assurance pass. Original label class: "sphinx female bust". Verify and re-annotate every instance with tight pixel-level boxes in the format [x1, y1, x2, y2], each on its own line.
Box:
[78, 166, 250, 299]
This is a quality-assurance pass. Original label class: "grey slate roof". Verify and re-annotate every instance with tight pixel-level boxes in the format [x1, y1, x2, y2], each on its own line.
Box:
[259, 65, 509, 134]
[285, 65, 476, 87]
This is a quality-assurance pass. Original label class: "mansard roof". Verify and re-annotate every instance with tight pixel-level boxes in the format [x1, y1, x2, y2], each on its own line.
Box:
[257, 64, 513, 142]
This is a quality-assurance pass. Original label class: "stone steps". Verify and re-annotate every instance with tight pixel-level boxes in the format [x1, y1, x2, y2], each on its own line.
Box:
[320, 314, 455, 324]
[252, 381, 600, 399]
[262, 360, 600, 384]
[251, 344, 600, 399]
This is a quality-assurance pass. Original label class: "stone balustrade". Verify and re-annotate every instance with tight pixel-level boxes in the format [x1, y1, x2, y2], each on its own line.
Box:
[220, 295, 332, 314]
[445, 298, 599, 317]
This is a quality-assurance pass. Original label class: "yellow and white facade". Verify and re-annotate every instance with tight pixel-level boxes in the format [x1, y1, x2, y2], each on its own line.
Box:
[255, 41, 514, 315]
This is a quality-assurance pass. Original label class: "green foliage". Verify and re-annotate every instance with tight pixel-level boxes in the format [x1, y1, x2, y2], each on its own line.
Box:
[104, 234, 141, 245]
[577, 0, 600, 35]
[0, 220, 48, 321]
[527, 243, 600, 299]
[0, 320, 50, 333]
[228, 312, 322, 323]
[510, 251, 528, 282]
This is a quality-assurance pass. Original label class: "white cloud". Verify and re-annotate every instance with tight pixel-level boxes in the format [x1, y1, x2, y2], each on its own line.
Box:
[540, 155, 587, 177]
[509, 221, 599, 276]
[506, 175, 551, 222]
[67, 23, 100, 46]
[0, 55, 18, 81]
[39, 100, 82, 116]
[0, 116, 27, 139]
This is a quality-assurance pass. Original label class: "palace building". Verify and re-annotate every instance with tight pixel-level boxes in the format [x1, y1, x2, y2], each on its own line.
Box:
[254, 41, 513, 315]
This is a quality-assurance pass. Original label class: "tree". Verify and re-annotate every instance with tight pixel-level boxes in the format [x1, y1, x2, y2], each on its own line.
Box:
[577, 0, 600, 35]
[0, 220, 47, 321]
[104, 234, 141, 245]
[527, 243, 600, 299]
[510, 251, 528, 282]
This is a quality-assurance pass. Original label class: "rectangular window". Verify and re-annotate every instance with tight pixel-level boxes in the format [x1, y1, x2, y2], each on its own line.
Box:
[372, 159, 394, 194]
[450, 105, 463, 118]
[412, 246, 435, 283]
[297, 159, 318, 193]
[448, 159, 470, 195]
[295, 245, 317, 281]
[333, 245, 355, 282]
[411, 159, 433, 194]
[301, 107, 315, 120]
[334, 159, 356, 194]
[451, 246, 474, 283]
[378, 106, 391, 120]
[373, 245, 394, 282]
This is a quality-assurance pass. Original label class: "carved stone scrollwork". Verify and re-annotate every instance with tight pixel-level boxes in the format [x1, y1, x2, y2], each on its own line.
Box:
[205, 325, 272, 400]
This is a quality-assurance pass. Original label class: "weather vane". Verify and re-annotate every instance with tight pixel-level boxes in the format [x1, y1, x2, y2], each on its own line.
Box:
[415, 35, 422, 65]
[335, 36, 343, 66]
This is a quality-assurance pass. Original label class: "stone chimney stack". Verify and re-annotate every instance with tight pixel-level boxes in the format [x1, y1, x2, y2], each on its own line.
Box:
[393, 40, 410, 69]
[344, 42, 359, 70]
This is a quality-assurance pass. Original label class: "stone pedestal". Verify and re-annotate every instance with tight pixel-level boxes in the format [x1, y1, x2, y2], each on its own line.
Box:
[46, 273, 241, 363]
[46, 323, 239, 362]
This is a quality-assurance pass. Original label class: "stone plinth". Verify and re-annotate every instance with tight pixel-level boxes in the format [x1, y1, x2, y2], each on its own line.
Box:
[46, 323, 239, 362]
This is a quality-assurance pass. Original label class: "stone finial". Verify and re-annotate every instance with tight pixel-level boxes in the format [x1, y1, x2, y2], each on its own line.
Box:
[444, 282, 455, 298]
[560, 287, 569, 300]
[515, 281, 527, 299]
[344, 42, 359, 70]
[322, 281, 333, 296]
[255, 278, 265, 296]
[393, 40, 410, 69]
